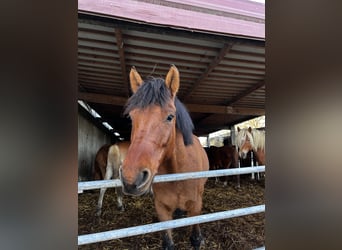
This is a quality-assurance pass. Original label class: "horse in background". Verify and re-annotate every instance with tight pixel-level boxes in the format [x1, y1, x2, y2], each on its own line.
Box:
[120, 65, 209, 250]
[93, 141, 130, 216]
[235, 127, 265, 165]
[239, 150, 257, 167]
[206, 144, 240, 187]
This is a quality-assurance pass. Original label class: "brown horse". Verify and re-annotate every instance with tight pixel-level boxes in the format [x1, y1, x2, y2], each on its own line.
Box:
[120, 65, 209, 249]
[206, 145, 240, 187]
[93, 141, 130, 216]
[236, 127, 265, 165]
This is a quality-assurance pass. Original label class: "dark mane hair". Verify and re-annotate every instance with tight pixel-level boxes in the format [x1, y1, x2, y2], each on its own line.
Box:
[124, 77, 194, 145]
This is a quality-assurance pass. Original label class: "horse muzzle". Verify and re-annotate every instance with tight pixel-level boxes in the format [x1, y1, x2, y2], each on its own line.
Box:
[239, 151, 248, 159]
[120, 168, 152, 196]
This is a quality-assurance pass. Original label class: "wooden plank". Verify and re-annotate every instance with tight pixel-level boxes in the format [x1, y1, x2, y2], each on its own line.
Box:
[78, 92, 264, 115]
[182, 43, 233, 101]
[226, 80, 265, 105]
[186, 104, 264, 115]
[78, 92, 127, 106]
[115, 28, 130, 96]
[78, 0, 264, 39]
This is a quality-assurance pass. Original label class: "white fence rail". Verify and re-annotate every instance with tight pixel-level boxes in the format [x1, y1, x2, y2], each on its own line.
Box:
[78, 165, 265, 247]
[78, 166, 265, 193]
[79, 204, 265, 245]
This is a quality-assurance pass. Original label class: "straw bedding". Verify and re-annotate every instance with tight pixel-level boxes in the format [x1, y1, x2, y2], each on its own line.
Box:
[79, 176, 265, 249]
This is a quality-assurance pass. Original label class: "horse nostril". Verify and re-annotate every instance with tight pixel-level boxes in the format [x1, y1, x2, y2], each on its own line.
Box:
[239, 152, 246, 159]
[121, 168, 151, 195]
[136, 169, 151, 188]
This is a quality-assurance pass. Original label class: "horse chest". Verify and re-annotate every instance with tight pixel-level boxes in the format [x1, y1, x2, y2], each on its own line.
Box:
[154, 180, 198, 204]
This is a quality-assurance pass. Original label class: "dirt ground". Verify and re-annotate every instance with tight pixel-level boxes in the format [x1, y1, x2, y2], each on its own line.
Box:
[78, 176, 265, 249]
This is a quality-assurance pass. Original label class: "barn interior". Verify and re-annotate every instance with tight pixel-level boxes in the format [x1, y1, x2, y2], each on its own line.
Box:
[78, 1, 265, 248]
[78, 1, 265, 180]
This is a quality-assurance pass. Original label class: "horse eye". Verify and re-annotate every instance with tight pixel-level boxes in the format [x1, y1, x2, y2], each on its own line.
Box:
[166, 114, 175, 122]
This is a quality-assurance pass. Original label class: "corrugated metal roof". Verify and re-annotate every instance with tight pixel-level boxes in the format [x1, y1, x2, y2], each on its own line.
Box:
[78, 1, 265, 139]
[78, 0, 264, 39]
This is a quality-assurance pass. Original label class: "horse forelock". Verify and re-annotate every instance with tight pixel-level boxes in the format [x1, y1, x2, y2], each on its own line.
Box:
[124, 77, 194, 146]
[236, 128, 248, 148]
[124, 78, 171, 114]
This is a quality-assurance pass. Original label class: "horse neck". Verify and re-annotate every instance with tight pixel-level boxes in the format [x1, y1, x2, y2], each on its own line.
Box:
[157, 131, 179, 174]
[251, 131, 265, 165]
[254, 148, 265, 165]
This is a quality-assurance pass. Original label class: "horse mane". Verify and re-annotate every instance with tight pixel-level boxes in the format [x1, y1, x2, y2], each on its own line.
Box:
[174, 98, 194, 145]
[124, 77, 194, 145]
[236, 128, 265, 151]
[251, 129, 265, 151]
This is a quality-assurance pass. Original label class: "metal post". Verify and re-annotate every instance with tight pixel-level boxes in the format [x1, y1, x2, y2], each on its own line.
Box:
[255, 160, 260, 180]
[230, 125, 236, 146]
[251, 151, 255, 180]
[236, 145, 240, 188]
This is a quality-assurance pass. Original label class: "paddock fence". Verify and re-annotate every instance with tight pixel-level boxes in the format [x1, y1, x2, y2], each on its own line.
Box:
[78, 165, 265, 248]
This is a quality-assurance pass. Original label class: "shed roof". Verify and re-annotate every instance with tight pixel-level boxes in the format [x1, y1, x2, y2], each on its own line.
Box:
[78, 0, 265, 140]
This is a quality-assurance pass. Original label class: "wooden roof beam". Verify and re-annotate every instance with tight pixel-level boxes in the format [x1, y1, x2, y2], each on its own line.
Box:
[78, 92, 127, 106]
[78, 92, 264, 116]
[115, 28, 130, 97]
[186, 104, 264, 116]
[181, 42, 233, 101]
[193, 80, 265, 125]
[226, 80, 265, 106]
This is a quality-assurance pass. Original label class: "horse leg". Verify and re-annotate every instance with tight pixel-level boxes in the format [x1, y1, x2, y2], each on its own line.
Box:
[96, 187, 106, 216]
[236, 172, 241, 189]
[96, 166, 113, 216]
[213, 164, 219, 183]
[190, 224, 203, 250]
[113, 162, 124, 211]
[155, 200, 175, 250]
[223, 162, 231, 187]
[235, 157, 241, 189]
[255, 161, 260, 180]
[115, 186, 124, 211]
[162, 231, 174, 250]
[188, 200, 204, 249]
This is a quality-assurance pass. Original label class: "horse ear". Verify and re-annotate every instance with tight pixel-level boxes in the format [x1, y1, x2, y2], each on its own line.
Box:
[165, 65, 179, 97]
[237, 127, 241, 132]
[248, 127, 252, 133]
[129, 66, 143, 93]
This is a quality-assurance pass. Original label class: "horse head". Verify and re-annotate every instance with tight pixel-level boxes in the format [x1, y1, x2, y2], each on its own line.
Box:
[237, 127, 254, 159]
[120, 65, 180, 196]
